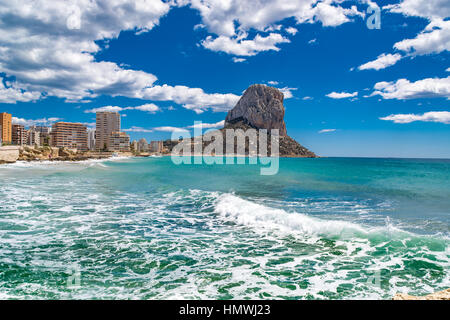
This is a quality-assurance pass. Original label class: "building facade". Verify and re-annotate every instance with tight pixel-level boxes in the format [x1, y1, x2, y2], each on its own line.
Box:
[149, 141, 163, 153]
[87, 129, 96, 151]
[109, 132, 130, 152]
[30, 126, 51, 146]
[12, 124, 27, 146]
[95, 112, 120, 151]
[0, 112, 12, 144]
[27, 128, 40, 147]
[50, 122, 88, 151]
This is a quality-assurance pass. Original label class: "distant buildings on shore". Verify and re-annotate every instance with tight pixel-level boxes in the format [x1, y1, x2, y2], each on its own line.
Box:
[0, 111, 164, 154]
[0, 111, 135, 153]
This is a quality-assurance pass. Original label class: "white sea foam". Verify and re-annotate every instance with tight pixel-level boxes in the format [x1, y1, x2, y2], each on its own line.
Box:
[213, 193, 406, 240]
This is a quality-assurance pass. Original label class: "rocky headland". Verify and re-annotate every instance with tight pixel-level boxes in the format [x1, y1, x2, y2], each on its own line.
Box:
[164, 84, 316, 157]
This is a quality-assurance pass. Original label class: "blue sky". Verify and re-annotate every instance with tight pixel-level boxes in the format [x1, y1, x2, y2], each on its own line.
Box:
[0, 0, 449, 158]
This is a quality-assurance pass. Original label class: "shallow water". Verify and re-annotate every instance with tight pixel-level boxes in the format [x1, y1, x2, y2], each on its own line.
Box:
[0, 157, 449, 299]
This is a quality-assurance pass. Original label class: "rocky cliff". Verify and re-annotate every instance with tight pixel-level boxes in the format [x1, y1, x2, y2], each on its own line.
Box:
[164, 84, 316, 157]
[224, 84, 316, 157]
[225, 84, 287, 136]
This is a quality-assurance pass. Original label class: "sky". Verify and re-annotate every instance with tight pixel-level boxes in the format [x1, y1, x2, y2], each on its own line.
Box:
[0, 0, 449, 158]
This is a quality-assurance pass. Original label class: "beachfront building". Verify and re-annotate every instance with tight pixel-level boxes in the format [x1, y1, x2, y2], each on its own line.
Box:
[12, 124, 27, 146]
[87, 129, 96, 150]
[26, 128, 40, 147]
[149, 141, 163, 153]
[0, 112, 12, 144]
[137, 138, 149, 153]
[30, 126, 51, 146]
[109, 132, 130, 152]
[50, 122, 88, 151]
[95, 112, 120, 151]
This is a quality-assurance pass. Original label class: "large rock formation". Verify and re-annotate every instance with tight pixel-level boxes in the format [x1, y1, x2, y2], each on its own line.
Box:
[225, 84, 287, 136]
[224, 84, 316, 157]
[163, 84, 316, 157]
[0, 146, 20, 164]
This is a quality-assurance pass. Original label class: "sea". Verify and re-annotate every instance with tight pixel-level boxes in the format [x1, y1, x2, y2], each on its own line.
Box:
[0, 156, 449, 299]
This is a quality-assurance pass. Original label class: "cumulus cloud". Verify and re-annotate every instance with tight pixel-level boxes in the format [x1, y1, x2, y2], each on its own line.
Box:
[385, 0, 450, 21]
[153, 126, 189, 133]
[279, 87, 297, 99]
[182, 0, 364, 57]
[0, 0, 239, 112]
[267, 81, 279, 85]
[385, 0, 450, 56]
[0, 78, 41, 103]
[232, 57, 246, 63]
[123, 126, 154, 133]
[394, 19, 450, 55]
[326, 91, 358, 99]
[139, 85, 239, 113]
[318, 129, 336, 133]
[358, 53, 403, 71]
[187, 120, 225, 129]
[371, 76, 450, 100]
[285, 27, 298, 35]
[12, 117, 62, 127]
[380, 111, 450, 124]
[202, 33, 290, 56]
[133, 103, 160, 113]
[84, 103, 161, 114]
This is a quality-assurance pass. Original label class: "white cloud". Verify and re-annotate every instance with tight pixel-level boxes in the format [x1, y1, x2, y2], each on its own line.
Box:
[372, 76, 450, 100]
[232, 57, 246, 63]
[318, 129, 336, 133]
[447, 67, 450, 72]
[358, 53, 403, 71]
[279, 87, 297, 99]
[0, 78, 41, 103]
[394, 19, 450, 55]
[139, 85, 239, 113]
[123, 126, 154, 133]
[285, 27, 298, 35]
[385, 1, 450, 56]
[308, 38, 317, 44]
[12, 117, 62, 127]
[187, 120, 225, 129]
[267, 81, 279, 85]
[84, 103, 160, 114]
[84, 106, 124, 113]
[0, 0, 239, 112]
[302, 96, 313, 100]
[380, 111, 450, 124]
[153, 126, 189, 133]
[202, 33, 290, 56]
[326, 91, 358, 99]
[183, 0, 364, 58]
[385, 0, 450, 21]
[133, 103, 160, 113]
[182, 0, 363, 38]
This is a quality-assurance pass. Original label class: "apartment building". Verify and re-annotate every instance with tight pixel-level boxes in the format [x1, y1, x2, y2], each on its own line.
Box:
[50, 122, 88, 151]
[95, 112, 120, 151]
[12, 124, 27, 146]
[0, 112, 12, 144]
[109, 132, 130, 152]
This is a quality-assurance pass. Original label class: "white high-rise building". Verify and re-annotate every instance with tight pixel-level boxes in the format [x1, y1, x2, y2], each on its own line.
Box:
[87, 129, 96, 151]
[95, 112, 120, 151]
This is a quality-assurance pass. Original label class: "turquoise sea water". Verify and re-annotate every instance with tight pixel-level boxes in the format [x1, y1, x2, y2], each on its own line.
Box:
[0, 157, 449, 299]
